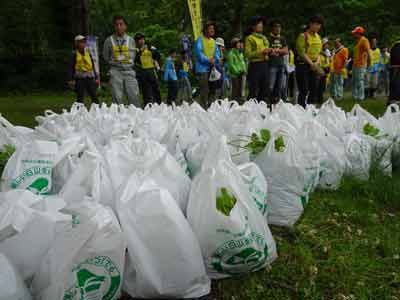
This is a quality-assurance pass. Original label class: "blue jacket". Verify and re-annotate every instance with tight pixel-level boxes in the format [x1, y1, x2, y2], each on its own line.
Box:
[163, 57, 178, 81]
[194, 36, 220, 74]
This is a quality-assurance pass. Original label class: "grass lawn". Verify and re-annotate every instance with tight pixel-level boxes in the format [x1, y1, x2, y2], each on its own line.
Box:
[0, 92, 399, 299]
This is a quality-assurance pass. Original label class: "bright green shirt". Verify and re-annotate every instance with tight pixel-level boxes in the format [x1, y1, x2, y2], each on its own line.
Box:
[227, 49, 247, 77]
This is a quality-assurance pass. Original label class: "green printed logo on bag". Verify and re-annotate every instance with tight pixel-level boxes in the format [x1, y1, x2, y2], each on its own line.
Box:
[242, 176, 267, 215]
[211, 232, 269, 275]
[11, 166, 52, 195]
[63, 256, 121, 300]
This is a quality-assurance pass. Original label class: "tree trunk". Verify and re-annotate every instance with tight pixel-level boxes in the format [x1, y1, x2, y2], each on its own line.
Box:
[80, 0, 89, 35]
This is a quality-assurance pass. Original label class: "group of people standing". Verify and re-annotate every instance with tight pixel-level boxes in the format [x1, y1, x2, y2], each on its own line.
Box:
[67, 14, 400, 108]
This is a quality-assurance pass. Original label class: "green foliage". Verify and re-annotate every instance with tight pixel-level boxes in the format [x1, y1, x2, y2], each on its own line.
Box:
[245, 129, 271, 155]
[216, 187, 237, 216]
[363, 122, 380, 137]
[274, 136, 285, 152]
[0, 144, 15, 175]
[214, 170, 400, 299]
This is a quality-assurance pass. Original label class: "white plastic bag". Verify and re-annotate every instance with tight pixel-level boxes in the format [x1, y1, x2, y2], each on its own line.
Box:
[209, 66, 222, 82]
[0, 190, 70, 280]
[344, 133, 372, 180]
[32, 202, 126, 300]
[0, 253, 32, 300]
[238, 163, 268, 216]
[118, 175, 210, 298]
[318, 135, 347, 190]
[1, 140, 58, 194]
[187, 137, 277, 279]
[105, 138, 191, 212]
[254, 132, 318, 227]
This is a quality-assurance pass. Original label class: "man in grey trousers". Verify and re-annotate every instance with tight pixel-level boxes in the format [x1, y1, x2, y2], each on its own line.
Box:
[103, 15, 140, 106]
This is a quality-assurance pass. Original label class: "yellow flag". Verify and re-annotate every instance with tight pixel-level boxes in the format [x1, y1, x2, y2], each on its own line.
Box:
[187, 0, 202, 40]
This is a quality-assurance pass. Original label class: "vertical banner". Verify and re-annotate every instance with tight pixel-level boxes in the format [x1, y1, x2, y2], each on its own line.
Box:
[187, 0, 202, 40]
[86, 36, 100, 80]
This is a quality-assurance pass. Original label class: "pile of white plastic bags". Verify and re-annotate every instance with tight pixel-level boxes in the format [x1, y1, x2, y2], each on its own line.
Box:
[0, 98, 399, 299]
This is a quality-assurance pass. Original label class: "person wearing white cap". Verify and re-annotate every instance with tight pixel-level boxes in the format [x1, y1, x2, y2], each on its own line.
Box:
[67, 35, 99, 104]
[102, 15, 140, 106]
[214, 37, 230, 98]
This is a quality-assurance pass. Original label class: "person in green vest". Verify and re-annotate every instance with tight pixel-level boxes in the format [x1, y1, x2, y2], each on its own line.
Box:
[134, 33, 162, 106]
[102, 15, 140, 106]
[227, 38, 247, 103]
[389, 38, 400, 104]
[295, 15, 324, 108]
[366, 36, 381, 99]
[194, 21, 221, 108]
[317, 37, 332, 103]
[379, 46, 390, 97]
[244, 16, 272, 103]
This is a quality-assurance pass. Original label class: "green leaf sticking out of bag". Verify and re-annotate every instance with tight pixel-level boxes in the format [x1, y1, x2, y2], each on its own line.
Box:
[363, 123, 380, 137]
[216, 188, 237, 216]
[274, 136, 285, 152]
[0, 144, 15, 176]
[244, 129, 271, 155]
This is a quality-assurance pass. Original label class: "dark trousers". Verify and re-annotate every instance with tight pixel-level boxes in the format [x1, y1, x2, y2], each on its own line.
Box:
[296, 63, 319, 108]
[267, 64, 286, 105]
[167, 80, 178, 104]
[231, 75, 244, 103]
[75, 78, 98, 104]
[248, 61, 268, 102]
[288, 72, 296, 98]
[389, 68, 400, 103]
[137, 69, 161, 105]
[198, 73, 216, 108]
[317, 74, 327, 104]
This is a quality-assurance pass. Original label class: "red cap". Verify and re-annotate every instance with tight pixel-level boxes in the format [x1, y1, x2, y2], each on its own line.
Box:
[352, 26, 365, 35]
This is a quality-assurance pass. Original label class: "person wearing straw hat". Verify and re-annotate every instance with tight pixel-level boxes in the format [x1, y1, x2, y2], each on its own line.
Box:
[351, 26, 371, 101]
[215, 37, 230, 99]
[317, 37, 332, 103]
[67, 35, 99, 104]
[331, 38, 349, 100]
[103, 15, 140, 106]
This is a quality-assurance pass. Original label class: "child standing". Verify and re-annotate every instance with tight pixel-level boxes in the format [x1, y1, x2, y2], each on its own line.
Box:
[164, 49, 178, 104]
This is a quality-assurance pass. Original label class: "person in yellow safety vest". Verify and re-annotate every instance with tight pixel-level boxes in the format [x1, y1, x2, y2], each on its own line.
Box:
[103, 15, 140, 106]
[134, 33, 162, 106]
[284, 49, 296, 100]
[194, 20, 221, 108]
[295, 15, 324, 107]
[67, 35, 99, 104]
[330, 38, 349, 100]
[366, 36, 381, 98]
[244, 16, 272, 103]
[317, 37, 332, 103]
[379, 46, 390, 96]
